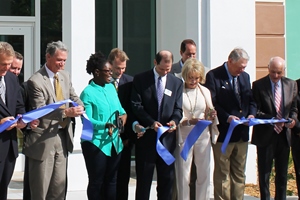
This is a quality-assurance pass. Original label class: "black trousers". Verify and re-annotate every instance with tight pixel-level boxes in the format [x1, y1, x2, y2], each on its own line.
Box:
[291, 133, 300, 199]
[135, 146, 175, 200]
[23, 156, 31, 200]
[0, 144, 16, 200]
[82, 142, 121, 200]
[257, 131, 290, 200]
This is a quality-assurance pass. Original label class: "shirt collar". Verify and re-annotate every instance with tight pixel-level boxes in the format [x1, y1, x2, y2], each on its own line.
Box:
[45, 64, 56, 78]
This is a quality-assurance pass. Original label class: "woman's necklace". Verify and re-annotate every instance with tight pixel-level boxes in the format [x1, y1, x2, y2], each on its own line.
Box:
[185, 87, 198, 119]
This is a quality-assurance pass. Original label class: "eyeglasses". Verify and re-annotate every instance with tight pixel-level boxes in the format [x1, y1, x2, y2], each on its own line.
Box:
[99, 69, 113, 74]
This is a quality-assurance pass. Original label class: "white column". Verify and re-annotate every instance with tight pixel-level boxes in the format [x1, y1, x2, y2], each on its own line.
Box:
[207, 0, 257, 185]
[62, 0, 95, 191]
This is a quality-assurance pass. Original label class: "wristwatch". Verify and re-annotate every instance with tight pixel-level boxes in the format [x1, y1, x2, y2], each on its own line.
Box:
[186, 119, 191, 126]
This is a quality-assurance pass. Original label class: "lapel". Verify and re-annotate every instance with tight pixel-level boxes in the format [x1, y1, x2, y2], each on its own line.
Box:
[262, 76, 276, 109]
[0, 75, 12, 116]
[119, 75, 125, 86]
[150, 70, 158, 103]
[40, 66, 57, 102]
[219, 66, 231, 90]
[281, 77, 290, 116]
[219, 66, 241, 106]
[161, 74, 171, 109]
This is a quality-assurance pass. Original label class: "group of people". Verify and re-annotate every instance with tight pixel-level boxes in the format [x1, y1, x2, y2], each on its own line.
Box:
[0, 38, 299, 200]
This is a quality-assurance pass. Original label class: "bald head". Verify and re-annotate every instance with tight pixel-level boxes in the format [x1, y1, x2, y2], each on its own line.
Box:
[268, 56, 285, 83]
[154, 50, 173, 76]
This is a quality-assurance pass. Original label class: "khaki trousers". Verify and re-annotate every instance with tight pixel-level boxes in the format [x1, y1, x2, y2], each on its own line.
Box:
[212, 140, 248, 200]
[28, 131, 67, 200]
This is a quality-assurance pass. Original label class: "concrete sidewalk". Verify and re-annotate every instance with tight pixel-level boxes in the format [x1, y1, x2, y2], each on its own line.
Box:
[7, 171, 260, 200]
[7, 171, 298, 200]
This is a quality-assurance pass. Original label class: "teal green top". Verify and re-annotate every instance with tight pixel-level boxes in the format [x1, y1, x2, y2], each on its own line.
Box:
[80, 81, 126, 156]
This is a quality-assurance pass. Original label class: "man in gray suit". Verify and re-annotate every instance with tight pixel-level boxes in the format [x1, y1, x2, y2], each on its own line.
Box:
[170, 39, 196, 75]
[23, 41, 84, 199]
[252, 57, 297, 200]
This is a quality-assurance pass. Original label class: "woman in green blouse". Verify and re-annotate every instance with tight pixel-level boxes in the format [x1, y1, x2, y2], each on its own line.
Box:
[80, 51, 127, 200]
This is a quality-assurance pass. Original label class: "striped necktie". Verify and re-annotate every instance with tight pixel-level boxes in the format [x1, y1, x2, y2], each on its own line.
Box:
[274, 82, 283, 133]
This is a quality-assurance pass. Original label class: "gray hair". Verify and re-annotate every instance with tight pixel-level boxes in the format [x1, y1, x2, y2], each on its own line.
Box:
[0, 41, 15, 57]
[45, 41, 68, 56]
[228, 48, 249, 62]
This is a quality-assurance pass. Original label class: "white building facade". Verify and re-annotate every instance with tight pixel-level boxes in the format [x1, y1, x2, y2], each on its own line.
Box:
[0, 0, 258, 191]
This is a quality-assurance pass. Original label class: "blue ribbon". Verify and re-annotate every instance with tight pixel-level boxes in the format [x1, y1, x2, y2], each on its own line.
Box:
[80, 113, 93, 140]
[221, 117, 289, 154]
[248, 118, 288, 126]
[156, 126, 175, 165]
[180, 120, 212, 161]
[0, 99, 93, 141]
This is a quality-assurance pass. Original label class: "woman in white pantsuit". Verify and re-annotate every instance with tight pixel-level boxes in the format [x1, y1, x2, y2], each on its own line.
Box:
[175, 58, 219, 200]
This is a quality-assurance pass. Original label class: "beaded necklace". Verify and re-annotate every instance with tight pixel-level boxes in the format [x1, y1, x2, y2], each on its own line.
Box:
[184, 87, 198, 119]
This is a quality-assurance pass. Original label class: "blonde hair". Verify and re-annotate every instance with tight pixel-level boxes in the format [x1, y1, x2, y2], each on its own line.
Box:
[108, 48, 129, 64]
[181, 58, 205, 84]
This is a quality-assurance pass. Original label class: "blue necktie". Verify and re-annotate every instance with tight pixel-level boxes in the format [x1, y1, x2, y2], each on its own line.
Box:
[157, 76, 164, 121]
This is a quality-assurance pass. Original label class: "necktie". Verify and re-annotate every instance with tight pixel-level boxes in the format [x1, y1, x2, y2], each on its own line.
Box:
[54, 74, 64, 101]
[54, 74, 67, 127]
[232, 76, 241, 106]
[113, 79, 118, 91]
[157, 76, 164, 121]
[0, 76, 5, 104]
[274, 82, 283, 133]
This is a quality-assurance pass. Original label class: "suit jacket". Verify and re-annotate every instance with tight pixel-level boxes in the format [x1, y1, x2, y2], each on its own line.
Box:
[170, 60, 181, 75]
[204, 63, 257, 143]
[252, 75, 298, 147]
[23, 66, 83, 161]
[292, 79, 300, 134]
[117, 73, 135, 142]
[0, 71, 25, 162]
[131, 69, 183, 160]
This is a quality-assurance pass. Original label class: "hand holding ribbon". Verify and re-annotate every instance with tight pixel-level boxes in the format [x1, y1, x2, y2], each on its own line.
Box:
[221, 117, 289, 154]
[180, 120, 212, 161]
[0, 99, 94, 142]
[156, 126, 176, 165]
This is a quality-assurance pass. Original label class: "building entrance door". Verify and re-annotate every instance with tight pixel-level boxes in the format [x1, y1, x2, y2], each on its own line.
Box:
[0, 26, 34, 83]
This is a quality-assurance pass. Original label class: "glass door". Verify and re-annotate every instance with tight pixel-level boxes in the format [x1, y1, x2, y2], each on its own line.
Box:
[0, 26, 34, 83]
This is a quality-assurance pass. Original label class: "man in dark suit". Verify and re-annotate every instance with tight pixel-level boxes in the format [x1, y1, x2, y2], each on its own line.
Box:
[0, 42, 27, 200]
[131, 50, 183, 200]
[292, 79, 300, 200]
[204, 48, 257, 200]
[23, 41, 84, 199]
[252, 56, 297, 200]
[108, 48, 134, 200]
[170, 39, 196, 75]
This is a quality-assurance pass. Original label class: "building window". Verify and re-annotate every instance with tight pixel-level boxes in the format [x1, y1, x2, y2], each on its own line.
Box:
[123, 0, 156, 75]
[0, 0, 35, 16]
[95, 0, 156, 76]
[40, 0, 62, 65]
[95, 0, 117, 56]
